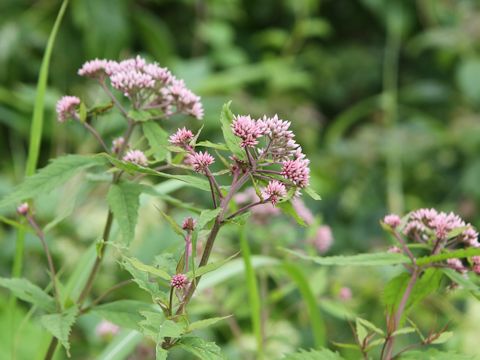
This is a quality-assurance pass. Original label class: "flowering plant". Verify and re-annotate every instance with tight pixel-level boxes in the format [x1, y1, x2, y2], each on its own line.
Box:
[0, 56, 320, 359]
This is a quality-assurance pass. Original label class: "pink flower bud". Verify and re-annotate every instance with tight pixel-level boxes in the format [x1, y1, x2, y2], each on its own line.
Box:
[185, 151, 214, 174]
[95, 320, 120, 338]
[16, 203, 29, 216]
[339, 287, 352, 301]
[171, 274, 188, 289]
[56, 96, 80, 123]
[261, 180, 287, 206]
[387, 246, 402, 254]
[123, 149, 148, 167]
[312, 225, 333, 254]
[383, 214, 401, 228]
[182, 217, 197, 231]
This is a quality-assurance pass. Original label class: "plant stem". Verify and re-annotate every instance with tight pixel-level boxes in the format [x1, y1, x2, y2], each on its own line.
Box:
[82, 121, 110, 153]
[26, 215, 61, 310]
[225, 200, 268, 221]
[383, 267, 420, 360]
[99, 80, 128, 117]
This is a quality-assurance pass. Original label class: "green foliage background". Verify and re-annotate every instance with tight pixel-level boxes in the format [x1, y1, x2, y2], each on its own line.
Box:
[1, 0, 480, 359]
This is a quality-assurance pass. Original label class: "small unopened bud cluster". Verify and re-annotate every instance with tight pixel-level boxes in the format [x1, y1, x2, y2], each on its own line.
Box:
[182, 217, 197, 231]
[123, 149, 148, 167]
[171, 274, 188, 289]
[17, 203, 29, 216]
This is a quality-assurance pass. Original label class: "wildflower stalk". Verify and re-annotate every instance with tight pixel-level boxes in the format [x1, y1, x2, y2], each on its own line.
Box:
[25, 214, 61, 310]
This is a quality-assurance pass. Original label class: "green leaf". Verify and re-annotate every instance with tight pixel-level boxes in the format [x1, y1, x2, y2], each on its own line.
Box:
[283, 263, 326, 347]
[304, 186, 321, 200]
[356, 317, 384, 336]
[91, 300, 160, 331]
[196, 141, 229, 151]
[283, 249, 410, 266]
[187, 316, 231, 333]
[278, 201, 307, 226]
[177, 336, 224, 360]
[120, 258, 163, 299]
[40, 305, 78, 356]
[383, 272, 410, 312]
[97, 330, 143, 360]
[197, 208, 222, 230]
[392, 327, 416, 336]
[62, 243, 96, 304]
[156, 207, 184, 237]
[431, 331, 453, 344]
[156, 345, 168, 360]
[319, 299, 356, 320]
[399, 348, 474, 360]
[107, 182, 143, 244]
[139, 311, 184, 342]
[0, 277, 56, 312]
[128, 109, 152, 122]
[0, 155, 106, 211]
[282, 348, 345, 360]
[355, 318, 368, 344]
[416, 247, 480, 266]
[442, 268, 479, 292]
[186, 253, 238, 278]
[123, 257, 171, 282]
[143, 122, 169, 161]
[220, 101, 244, 159]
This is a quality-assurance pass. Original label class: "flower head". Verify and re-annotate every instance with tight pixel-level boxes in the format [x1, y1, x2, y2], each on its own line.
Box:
[339, 287, 352, 301]
[261, 181, 286, 206]
[259, 114, 298, 160]
[171, 274, 188, 289]
[169, 127, 194, 148]
[312, 225, 333, 254]
[123, 149, 148, 167]
[281, 155, 310, 188]
[17, 203, 29, 216]
[186, 151, 214, 174]
[232, 115, 265, 147]
[383, 214, 401, 229]
[95, 320, 120, 338]
[447, 258, 467, 274]
[56, 96, 80, 122]
[111, 137, 125, 154]
[78, 59, 113, 78]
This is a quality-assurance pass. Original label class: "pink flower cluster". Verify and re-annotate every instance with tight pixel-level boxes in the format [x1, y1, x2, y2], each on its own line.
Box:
[230, 113, 310, 188]
[169, 127, 194, 148]
[185, 151, 215, 174]
[171, 273, 188, 289]
[123, 149, 148, 167]
[56, 96, 80, 122]
[403, 208, 478, 246]
[311, 225, 334, 254]
[261, 180, 286, 206]
[77, 56, 203, 119]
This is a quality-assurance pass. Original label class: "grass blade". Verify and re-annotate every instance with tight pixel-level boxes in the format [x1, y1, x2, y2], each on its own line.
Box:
[239, 225, 264, 358]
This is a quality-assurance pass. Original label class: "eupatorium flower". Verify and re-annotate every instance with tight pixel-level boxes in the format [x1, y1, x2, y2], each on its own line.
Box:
[169, 127, 194, 148]
[56, 96, 80, 122]
[123, 149, 148, 166]
[95, 320, 120, 338]
[383, 214, 401, 228]
[261, 180, 286, 205]
[171, 274, 188, 289]
[78, 59, 114, 78]
[312, 225, 334, 254]
[182, 217, 197, 231]
[232, 115, 265, 147]
[281, 156, 310, 188]
[111, 137, 125, 154]
[17, 203, 29, 216]
[260, 114, 298, 160]
[186, 151, 214, 174]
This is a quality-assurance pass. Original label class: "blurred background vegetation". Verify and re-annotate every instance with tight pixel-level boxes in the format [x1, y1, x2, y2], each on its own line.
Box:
[2, 0, 480, 359]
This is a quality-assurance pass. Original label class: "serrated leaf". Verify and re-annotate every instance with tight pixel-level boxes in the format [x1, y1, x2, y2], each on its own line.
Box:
[283, 249, 409, 266]
[304, 186, 321, 200]
[107, 182, 143, 244]
[91, 300, 159, 331]
[41, 305, 78, 356]
[186, 253, 238, 278]
[143, 122, 169, 161]
[399, 348, 474, 360]
[356, 319, 368, 344]
[196, 141, 229, 151]
[319, 299, 356, 320]
[0, 277, 56, 312]
[187, 316, 231, 333]
[442, 268, 479, 292]
[177, 336, 224, 360]
[139, 311, 184, 342]
[220, 101, 244, 159]
[0, 155, 106, 211]
[278, 201, 307, 226]
[123, 257, 171, 281]
[120, 259, 164, 299]
[416, 247, 480, 266]
[331, 342, 360, 350]
[282, 348, 345, 359]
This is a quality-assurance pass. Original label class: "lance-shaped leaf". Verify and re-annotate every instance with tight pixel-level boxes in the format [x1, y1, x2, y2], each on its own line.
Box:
[40, 305, 78, 356]
[107, 182, 143, 244]
[143, 122, 169, 161]
[177, 336, 224, 360]
[123, 257, 171, 282]
[220, 101, 244, 159]
[0, 277, 56, 312]
[416, 247, 480, 266]
[186, 253, 238, 278]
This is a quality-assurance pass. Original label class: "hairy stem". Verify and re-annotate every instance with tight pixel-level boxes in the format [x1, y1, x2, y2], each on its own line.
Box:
[82, 121, 110, 153]
[99, 80, 128, 117]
